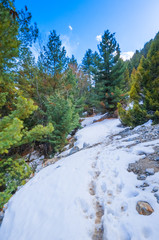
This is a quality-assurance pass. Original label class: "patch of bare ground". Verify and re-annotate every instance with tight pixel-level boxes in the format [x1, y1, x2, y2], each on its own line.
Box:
[128, 145, 159, 177]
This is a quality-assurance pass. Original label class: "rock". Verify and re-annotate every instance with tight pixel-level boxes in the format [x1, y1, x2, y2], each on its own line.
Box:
[155, 156, 159, 161]
[83, 142, 90, 148]
[141, 182, 149, 188]
[137, 174, 146, 180]
[152, 186, 159, 193]
[69, 146, 80, 155]
[127, 164, 134, 172]
[0, 211, 4, 225]
[137, 150, 146, 156]
[136, 201, 154, 215]
[154, 193, 159, 203]
[145, 168, 155, 175]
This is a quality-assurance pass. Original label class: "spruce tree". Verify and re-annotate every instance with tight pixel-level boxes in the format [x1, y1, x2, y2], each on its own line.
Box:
[95, 30, 125, 113]
[43, 30, 67, 78]
[82, 49, 94, 74]
[69, 55, 78, 67]
[0, 0, 19, 73]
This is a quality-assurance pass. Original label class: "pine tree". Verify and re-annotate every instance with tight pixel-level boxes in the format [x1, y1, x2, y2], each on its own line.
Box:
[44, 93, 79, 152]
[14, 6, 39, 98]
[82, 49, 94, 74]
[69, 55, 78, 67]
[95, 30, 125, 113]
[43, 30, 67, 79]
[0, 0, 19, 73]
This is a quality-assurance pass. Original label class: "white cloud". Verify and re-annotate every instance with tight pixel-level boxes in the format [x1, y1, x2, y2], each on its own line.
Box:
[61, 35, 72, 57]
[30, 43, 40, 62]
[120, 51, 134, 61]
[61, 35, 79, 58]
[69, 25, 73, 31]
[96, 34, 102, 42]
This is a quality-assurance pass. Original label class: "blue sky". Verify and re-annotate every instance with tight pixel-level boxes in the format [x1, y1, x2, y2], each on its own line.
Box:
[15, 0, 159, 63]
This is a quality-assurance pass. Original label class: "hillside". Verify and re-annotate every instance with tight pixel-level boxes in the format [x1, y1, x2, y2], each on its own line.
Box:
[0, 115, 159, 240]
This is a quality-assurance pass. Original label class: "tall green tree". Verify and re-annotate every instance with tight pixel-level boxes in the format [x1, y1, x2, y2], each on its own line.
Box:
[94, 30, 125, 112]
[43, 30, 67, 77]
[15, 6, 39, 98]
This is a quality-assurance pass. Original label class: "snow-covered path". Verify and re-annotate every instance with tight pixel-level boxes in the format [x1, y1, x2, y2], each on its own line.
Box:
[0, 116, 159, 240]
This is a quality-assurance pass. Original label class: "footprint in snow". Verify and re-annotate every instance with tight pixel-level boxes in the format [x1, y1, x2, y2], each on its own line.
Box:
[113, 169, 119, 177]
[116, 155, 120, 161]
[78, 198, 89, 213]
[101, 182, 107, 193]
[121, 202, 128, 212]
[142, 227, 152, 238]
[94, 170, 101, 179]
[126, 190, 139, 198]
[88, 170, 95, 177]
[92, 162, 97, 168]
[116, 183, 124, 193]
[120, 225, 132, 240]
[107, 207, 115, 215]
[106, 190, 114, 205]
[107, 190, 113, 197]
[89, 181, 96, 196]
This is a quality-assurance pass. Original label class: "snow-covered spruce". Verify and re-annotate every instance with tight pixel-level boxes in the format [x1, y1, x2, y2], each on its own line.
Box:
[0, 115, 159, 240]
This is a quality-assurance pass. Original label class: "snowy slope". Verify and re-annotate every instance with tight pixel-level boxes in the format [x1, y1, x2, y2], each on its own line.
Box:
[0, 116, 159, 240]
[75, 117, 122, 148]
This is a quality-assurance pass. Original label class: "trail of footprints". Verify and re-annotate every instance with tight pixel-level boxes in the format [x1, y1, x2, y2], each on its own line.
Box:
[79, 144, 153, 240]
[89, 150, 128, 240]
[90, 153, 105, 240]
[91, 146, 153, 239]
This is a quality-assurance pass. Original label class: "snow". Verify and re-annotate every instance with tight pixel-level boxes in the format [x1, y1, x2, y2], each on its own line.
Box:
[130, 139, 159, 155]
[134, 119, 153, 131]
[122, 133, 139, 141]
[81, 114, 104, 127]
[75, 117, 122, 149]
[0, 115, 159, 240]
[1, 149, 96, 240]
[126, 101, 134, 110]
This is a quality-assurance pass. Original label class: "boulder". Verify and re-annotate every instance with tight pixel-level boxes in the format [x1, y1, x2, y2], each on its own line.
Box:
[69, 146, 80, 155]
[152, 186, 159, 193]
[136, 201, 154, 215]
